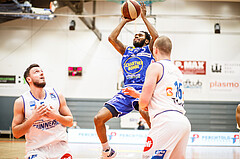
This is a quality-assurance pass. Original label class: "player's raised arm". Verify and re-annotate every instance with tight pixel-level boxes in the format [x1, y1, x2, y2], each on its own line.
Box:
[140, 2, 159, 53]
[108, 17, 133, 55]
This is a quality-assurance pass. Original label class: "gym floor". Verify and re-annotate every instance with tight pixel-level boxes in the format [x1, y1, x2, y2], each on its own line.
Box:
[1, 138, 240, 159]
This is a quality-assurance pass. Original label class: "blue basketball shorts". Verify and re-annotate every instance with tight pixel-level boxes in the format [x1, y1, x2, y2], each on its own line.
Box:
[105, 91, 140, 118]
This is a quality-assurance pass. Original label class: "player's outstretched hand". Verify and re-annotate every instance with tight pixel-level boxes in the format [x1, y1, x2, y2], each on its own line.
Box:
[140, 2, 146, 18]
[122, 87, 140, 98]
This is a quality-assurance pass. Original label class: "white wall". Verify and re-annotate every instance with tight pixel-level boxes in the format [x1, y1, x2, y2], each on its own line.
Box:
[0, 0, 239, 101]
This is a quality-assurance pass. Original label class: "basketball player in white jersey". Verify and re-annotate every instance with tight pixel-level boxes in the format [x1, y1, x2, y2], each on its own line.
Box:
[123, 36, 191, 159]
[12, 64, 73, 159]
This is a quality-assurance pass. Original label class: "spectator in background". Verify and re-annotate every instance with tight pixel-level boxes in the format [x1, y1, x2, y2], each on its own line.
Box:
[137, 121, 145, 130]
[70, 121, 80, 129]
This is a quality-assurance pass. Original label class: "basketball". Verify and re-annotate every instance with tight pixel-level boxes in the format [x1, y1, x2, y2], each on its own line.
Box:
[121, 0, 141, 20]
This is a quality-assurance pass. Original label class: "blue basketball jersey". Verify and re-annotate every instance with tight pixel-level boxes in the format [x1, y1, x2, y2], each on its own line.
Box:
[105, 45, 154, 117]
[122, 45, 154, 90]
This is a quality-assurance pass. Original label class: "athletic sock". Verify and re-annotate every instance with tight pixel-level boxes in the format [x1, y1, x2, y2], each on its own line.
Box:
[102, 141, 110, 151]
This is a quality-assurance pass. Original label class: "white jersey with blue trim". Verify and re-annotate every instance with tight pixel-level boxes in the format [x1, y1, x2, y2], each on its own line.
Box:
[22, 87, 67, 152]
[122, 45, 154, 90]
[148, 60, 186, 121]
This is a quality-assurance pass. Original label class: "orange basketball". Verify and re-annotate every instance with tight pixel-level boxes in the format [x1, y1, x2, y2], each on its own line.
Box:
[121, 0, 141, 20]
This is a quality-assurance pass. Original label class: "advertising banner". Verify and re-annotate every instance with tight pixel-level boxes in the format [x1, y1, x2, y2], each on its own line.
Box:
[68, 129, 240, 146]
[174, 60, 206, 75]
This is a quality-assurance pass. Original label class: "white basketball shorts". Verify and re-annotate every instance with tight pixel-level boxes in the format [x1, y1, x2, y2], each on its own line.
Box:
[26, 141, 72, 159]
[142, 111, 191, 159]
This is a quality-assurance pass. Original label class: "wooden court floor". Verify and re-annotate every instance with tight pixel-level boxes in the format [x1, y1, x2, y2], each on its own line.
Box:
[1, 138, 240, 159]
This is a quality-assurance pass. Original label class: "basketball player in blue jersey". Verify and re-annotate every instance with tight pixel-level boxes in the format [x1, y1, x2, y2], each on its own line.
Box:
[123, 36, 191, 159]
[12, 64, 74, 159]
[94, 2, 158, 159]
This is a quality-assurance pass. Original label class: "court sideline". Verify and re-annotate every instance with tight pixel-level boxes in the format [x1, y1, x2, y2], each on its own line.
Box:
[1, 139, 240, 159]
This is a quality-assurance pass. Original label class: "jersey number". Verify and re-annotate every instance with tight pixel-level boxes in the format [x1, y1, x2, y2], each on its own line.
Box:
[174, 81, 182, 100]
[172, 81, 184, 106]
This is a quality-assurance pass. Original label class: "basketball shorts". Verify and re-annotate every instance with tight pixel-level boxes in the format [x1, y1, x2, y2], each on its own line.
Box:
[142, 111, 191, 159]
[105, 91, 140, 117]
[26, 141, 72, 159]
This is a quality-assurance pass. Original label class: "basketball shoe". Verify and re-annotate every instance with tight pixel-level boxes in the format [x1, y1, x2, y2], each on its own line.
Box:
[101, 147, 117, 159]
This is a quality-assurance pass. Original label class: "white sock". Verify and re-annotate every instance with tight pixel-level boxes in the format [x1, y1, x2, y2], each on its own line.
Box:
[102, 142, 110, 151]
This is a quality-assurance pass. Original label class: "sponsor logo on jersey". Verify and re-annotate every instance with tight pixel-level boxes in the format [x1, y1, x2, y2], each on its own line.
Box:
[127, 47, 135, 51]
[61, 153, 72, 159]
[28, 154, 37, 159]
[151, 149, 167, 159]
[126, 74, 141, 80]
[29, 101, 36, 107]
[33, 119, 59, 130]
[166, 87, 173, 96]
[124, 57, 143, 75]
[137, 52, 152, 57]
[143, 137, 153, 152]
[50, 93, 57, 99]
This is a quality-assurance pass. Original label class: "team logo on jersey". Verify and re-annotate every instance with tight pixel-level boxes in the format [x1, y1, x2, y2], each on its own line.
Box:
[123, 56, 143, 75]
[143, 137, 153, 152]
[29, 101, 36, 107]
[166, 87, 173, 96]
[50, 93, 57, 99]
[151, 149, 167, 159]
[33, 119, 59, 130]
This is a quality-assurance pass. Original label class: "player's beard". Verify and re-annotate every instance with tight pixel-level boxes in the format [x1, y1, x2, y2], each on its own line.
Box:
[133, 39, 145, 48]
[33, 80, 46, 88]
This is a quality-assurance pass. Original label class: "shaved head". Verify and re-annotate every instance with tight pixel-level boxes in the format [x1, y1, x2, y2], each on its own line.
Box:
[154, 36, 172, 55]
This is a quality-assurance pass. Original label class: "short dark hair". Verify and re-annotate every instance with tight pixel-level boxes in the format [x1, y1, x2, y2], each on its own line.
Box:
[140, 31, 151, 42]
[24, 64, 40, 85]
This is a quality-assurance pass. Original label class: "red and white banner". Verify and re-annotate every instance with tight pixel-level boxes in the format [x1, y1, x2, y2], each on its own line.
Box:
[174, 60, 206, 75]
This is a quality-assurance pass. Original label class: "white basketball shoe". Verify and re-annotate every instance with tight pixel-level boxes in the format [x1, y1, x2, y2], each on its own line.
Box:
[101, 147, 117, 159]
